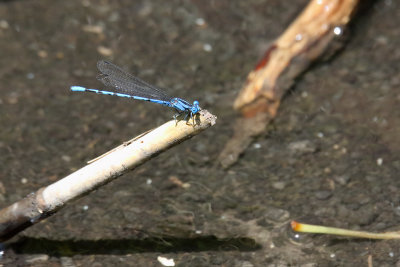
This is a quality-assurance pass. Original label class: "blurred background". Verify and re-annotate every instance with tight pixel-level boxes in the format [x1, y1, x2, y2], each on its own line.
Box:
[0, 0, 399, 266]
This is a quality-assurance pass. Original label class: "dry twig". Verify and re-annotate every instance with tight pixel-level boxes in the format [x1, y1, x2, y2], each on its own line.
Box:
[219, 0, 359, 167]
[0, 110, 216, 242]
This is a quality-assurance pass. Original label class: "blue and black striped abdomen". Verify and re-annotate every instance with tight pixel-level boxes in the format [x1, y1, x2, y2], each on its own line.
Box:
[70, 61, 201, 118]
[70, 86, 172, 107]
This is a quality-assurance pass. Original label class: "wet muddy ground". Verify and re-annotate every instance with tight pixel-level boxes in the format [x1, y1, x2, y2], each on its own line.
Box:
[0, 0, 399, 266]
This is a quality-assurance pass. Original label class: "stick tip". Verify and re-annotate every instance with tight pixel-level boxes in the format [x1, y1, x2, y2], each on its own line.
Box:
[199, 109, 217, 126]
[291, 221, 301, 231]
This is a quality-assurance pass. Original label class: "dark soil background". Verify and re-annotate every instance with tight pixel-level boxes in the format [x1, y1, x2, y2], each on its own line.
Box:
[0, 0, 399, 266]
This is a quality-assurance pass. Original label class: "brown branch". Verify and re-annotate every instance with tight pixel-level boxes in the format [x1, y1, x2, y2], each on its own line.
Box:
[219, 0, 359, 168]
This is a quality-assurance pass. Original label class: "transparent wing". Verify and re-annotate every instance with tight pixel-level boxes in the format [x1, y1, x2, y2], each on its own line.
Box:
[96, 60, 172, 101]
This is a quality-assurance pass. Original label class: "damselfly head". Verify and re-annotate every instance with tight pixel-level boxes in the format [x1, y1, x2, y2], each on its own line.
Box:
[192, 100, 200, 114]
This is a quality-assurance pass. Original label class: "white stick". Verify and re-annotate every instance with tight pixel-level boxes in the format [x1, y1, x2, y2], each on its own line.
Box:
[0, 110, 216, 242]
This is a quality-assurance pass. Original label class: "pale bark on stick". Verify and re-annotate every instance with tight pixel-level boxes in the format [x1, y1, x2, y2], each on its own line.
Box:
[0, 110, 216, 242]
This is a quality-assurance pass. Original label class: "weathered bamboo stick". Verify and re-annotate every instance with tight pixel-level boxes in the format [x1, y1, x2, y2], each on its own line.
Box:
[0, 110, 216, 242]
